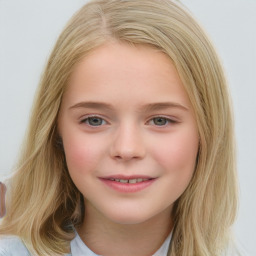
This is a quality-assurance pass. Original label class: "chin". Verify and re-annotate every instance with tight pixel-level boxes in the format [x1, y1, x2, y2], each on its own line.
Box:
[102, 208, 158, 225]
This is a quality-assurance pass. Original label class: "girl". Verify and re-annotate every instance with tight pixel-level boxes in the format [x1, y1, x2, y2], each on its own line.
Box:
[0, 0, 238, 255]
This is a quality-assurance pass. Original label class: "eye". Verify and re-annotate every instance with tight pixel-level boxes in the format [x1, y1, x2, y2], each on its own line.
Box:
[81, 116, 107, 126]
[148, 116, 176, 126]
[152, 117, 168, 126]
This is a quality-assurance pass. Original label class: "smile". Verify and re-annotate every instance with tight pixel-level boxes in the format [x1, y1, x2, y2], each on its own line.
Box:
[108, 178, 151, 184]
[100, 176, 156, 193]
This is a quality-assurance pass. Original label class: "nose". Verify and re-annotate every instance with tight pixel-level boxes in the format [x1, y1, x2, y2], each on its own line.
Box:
[110, 123, 146, 161]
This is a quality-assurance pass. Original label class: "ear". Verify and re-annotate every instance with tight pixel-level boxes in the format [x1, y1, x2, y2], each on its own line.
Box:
[55, 121, 63, 147]
[56, 133, 64, 148]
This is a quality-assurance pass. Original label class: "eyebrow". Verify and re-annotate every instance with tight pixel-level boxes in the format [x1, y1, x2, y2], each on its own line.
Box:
[69, 101, 189, 112]
[143, 102, 189, 112]
[69, 102, 115, 111]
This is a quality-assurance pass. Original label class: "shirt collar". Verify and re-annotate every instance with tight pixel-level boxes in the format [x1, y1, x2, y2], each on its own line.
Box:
[70, 230, 172, 256]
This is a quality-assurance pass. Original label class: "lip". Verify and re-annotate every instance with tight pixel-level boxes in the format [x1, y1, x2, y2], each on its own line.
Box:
[99, 175, 156, 193]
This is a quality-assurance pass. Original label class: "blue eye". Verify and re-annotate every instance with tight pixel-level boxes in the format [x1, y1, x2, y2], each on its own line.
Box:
[82, 116, 106, 126]
[152, 117, 168, 126]
[149, 117, 176, 126]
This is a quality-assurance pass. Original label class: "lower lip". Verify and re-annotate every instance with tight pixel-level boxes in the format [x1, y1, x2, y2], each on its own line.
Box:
[100, 178, 156, 193]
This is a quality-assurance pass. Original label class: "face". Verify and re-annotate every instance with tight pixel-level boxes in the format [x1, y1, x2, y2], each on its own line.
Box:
[58, 42, 199, 225]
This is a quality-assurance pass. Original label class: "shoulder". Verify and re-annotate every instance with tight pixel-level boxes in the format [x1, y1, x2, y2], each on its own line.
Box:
[0, 236, 30, 256]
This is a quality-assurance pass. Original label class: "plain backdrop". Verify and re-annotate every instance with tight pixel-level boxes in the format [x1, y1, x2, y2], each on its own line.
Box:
[0, 0, 255, 255]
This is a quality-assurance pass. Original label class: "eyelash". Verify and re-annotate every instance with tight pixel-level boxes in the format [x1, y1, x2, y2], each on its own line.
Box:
[147, 116, 177, 126]
[80, 115, 177, 127]
[80, 115, 108, 126]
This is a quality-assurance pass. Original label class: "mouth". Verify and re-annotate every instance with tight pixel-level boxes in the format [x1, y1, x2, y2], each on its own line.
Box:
[108, 178, 153, 184]
[99, 175, 156, 193]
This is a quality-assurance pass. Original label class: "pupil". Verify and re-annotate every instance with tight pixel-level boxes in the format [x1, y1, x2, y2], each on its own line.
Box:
[154, 117, 167, 126]
[89, 117, 102, 126]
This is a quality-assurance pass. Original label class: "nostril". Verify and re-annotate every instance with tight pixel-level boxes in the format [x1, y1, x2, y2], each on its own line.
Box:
[113, 150, 143, 161]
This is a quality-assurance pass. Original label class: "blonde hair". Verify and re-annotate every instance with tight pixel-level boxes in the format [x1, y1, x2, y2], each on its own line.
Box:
[0, 0, 238, 255]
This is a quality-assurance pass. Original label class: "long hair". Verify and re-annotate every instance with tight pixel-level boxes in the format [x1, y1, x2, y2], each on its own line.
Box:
[0, 0, 238, 255]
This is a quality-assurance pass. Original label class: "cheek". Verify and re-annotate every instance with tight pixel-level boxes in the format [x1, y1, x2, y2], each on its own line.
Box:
[151, 131, 199, 201]
[62, 134, 102, 174]
[153, 130, 199, 174]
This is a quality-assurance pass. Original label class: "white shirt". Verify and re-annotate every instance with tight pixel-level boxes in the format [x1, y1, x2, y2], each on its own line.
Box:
[0, 231, 172, 256]
[70, 231, 172, 256]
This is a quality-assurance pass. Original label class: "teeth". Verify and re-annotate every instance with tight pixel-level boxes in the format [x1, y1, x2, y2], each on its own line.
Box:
[112, 178, 149, 184]
[119, 179, 128, 183]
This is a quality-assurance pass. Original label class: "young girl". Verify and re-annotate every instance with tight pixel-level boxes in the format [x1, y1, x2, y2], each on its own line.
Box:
[0, 0, 238, 255]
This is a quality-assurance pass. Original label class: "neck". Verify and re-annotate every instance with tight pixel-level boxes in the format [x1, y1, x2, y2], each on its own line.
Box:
[77, 202, 173, 256]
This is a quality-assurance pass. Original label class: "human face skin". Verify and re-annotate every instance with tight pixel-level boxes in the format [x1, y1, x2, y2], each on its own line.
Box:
[58, 42, 199, 226]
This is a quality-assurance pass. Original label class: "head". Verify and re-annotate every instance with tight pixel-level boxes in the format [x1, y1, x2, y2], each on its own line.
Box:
[1, 0, 238, 255]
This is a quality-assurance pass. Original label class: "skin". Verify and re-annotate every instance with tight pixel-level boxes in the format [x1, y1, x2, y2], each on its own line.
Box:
[58, 42, 199, 256]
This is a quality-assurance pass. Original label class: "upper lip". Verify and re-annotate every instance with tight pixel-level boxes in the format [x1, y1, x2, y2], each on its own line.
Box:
[100, 175, 155, 180]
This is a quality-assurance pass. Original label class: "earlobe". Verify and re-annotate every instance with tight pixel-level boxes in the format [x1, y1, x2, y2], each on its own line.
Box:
[55, 133, 64, 149]
[55, 122, 64, 146]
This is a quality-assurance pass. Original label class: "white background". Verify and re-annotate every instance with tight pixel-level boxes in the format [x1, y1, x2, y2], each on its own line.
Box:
[0, 0, 255, 255]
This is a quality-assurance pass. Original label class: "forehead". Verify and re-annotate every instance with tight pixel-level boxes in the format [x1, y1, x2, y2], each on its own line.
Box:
[63, 42, 191, 109]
